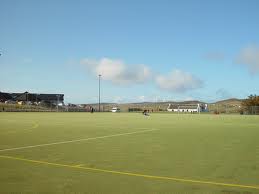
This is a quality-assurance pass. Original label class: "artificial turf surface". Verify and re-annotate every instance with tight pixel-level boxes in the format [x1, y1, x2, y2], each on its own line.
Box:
[0, 112, 259, 194]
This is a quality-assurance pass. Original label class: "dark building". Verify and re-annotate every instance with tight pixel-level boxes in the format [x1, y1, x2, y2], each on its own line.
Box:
[0, 92, 13, 102]
[0, 91, 64, 104]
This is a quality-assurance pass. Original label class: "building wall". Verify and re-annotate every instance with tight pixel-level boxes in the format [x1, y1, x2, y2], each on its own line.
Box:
[173, 108, 198, 112]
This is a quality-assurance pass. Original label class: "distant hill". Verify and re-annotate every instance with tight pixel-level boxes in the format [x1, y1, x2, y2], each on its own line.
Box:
[83, 98, 243, 113]
[209, 98, 243, 113]
[213, 98, 243, 105]
[85, 100, 205, 112]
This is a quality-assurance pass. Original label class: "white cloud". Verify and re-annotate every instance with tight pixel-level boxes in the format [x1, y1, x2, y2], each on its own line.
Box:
[81, 58, 203, 93]
[80, 58, 152, 85]
[155, 70, 203, 93]
[236, 45, 259, 74]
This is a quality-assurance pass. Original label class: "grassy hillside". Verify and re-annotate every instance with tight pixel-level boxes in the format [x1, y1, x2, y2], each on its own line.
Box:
[208, 98, 243, 114]
[87, 100, 205, 112]
[87, 98, 243, 113]
[1, 98, 244, 113]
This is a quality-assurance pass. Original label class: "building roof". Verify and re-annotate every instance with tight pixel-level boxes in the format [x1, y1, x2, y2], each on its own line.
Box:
[167, 104, 178, 109]
[178, 105, 198, 109]
[0, 92, 13, 101]
[168, 103, 198, 109]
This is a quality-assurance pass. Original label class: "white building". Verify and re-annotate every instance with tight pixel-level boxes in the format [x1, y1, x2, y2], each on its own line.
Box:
[167, 103, 201, 113]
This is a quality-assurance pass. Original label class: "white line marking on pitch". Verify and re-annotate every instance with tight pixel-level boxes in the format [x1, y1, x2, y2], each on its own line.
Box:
[0, 128, 159, 152]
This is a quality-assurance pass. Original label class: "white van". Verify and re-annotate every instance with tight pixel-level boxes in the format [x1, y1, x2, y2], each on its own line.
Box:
[111, 107, 120, 112]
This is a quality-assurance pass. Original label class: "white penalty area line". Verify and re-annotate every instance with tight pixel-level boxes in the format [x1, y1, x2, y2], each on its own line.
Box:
[0, 128, 159, 153]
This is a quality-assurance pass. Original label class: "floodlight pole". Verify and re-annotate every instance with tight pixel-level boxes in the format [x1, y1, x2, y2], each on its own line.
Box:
[98, 74, 101, 112]
[26, 92, 28, 104]
[56, 95, 59, 112]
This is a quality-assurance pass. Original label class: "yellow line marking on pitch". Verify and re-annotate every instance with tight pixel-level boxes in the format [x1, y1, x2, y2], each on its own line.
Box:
[74, 164, 84, 167]
[0, 128, 158, 152]
[0, 155, 258, 190]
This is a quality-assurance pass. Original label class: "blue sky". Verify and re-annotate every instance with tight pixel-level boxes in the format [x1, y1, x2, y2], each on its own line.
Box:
[1, 0, 259, 103]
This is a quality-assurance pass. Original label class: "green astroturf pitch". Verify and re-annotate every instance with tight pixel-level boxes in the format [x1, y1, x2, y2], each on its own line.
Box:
[0, 112, 259, 194]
